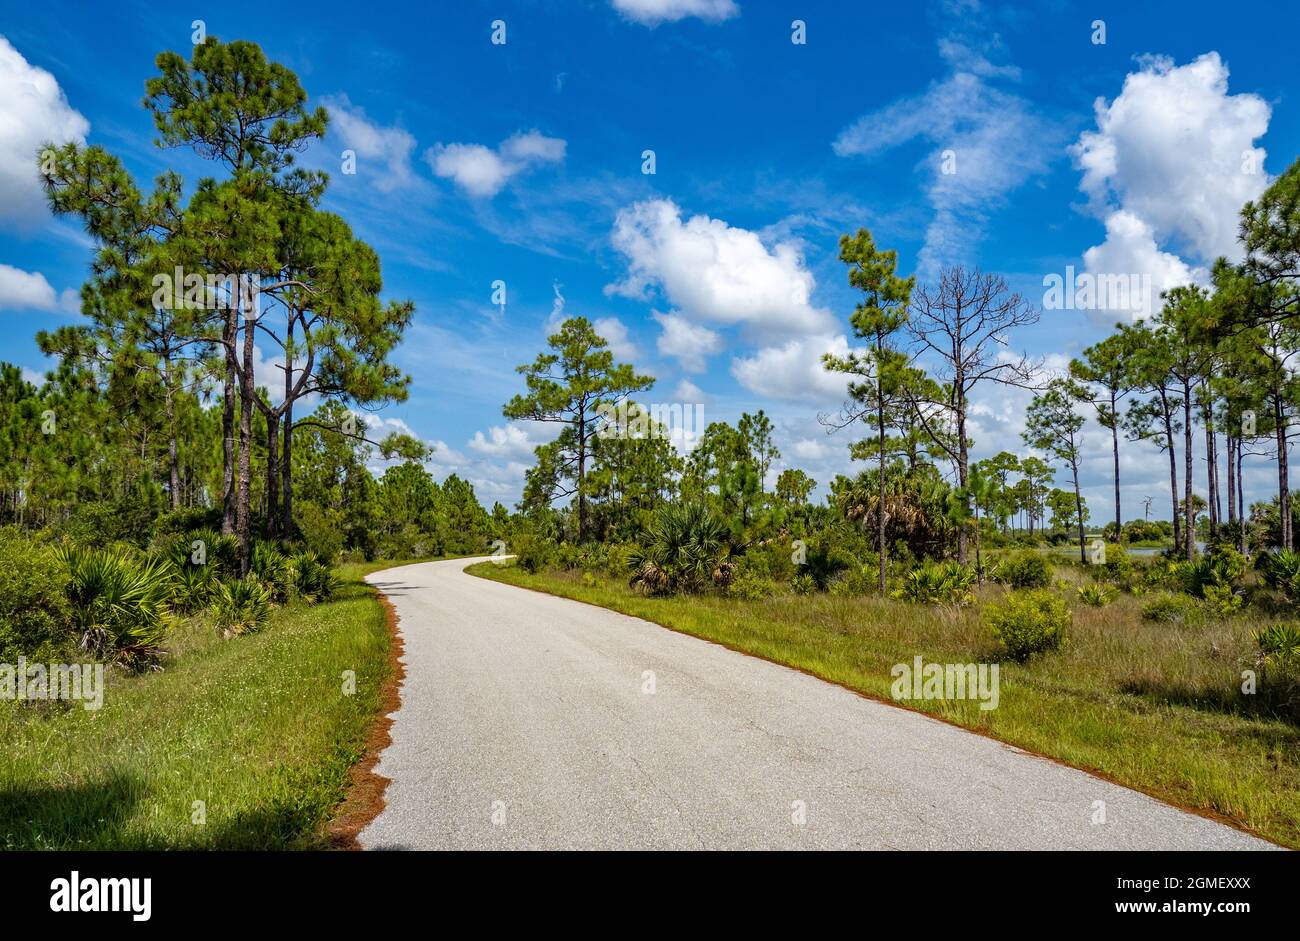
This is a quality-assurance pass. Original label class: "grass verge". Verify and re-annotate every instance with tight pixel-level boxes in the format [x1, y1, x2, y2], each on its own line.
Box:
[469, 561, 1299, 849]
[0, 558, 429, 849]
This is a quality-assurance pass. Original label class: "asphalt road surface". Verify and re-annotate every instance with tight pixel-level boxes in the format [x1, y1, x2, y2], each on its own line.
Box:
[358, 558, 1274, 850]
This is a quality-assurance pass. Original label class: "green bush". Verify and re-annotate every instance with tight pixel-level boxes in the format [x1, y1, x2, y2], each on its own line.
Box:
[829, 563, 880, 597]
[1076, 584, 1117, 607]
[791, 572, 817, 595]
[212, 579, 272, 636]
[0, 530, 71, 661]
[628, 503, 731, 595]
[1257, 549, 1300, 603]
[1140, 592, 1205, 626]
[986, 590, 1070, 661]
[1254, 623, 1300, 718]
[57, 545, 175, 668]
[250, 543, 292, 602]
[992, 551, 1052, 589]
[1178, 545, 1247, 599]
[511, 532, 555, 574]
[288, 552, 338, 603]
[726, 568, 781, 600]
[893, 561, 975, 606]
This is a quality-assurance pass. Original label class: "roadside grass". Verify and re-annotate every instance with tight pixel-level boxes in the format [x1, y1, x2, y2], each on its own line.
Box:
[470, 561, 1300, 849]
[0, 557, 428, 850]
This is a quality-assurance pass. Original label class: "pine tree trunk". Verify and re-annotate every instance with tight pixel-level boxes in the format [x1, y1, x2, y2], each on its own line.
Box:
[877, 381, 887, 593]
[1183, 393, 1195, 561]
[282, 402, 294, 538]
[222, 309, 237, 536]
[1161, 393, 1180, 551]
[1276, 392, 1292, 551]
[236, 310, 255, 575]
[1110, 392, 1121, 539]
[266, 413, 280, 537]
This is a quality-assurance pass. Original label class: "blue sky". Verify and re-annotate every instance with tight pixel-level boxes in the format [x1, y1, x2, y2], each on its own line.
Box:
[1, 0, 1296, 518]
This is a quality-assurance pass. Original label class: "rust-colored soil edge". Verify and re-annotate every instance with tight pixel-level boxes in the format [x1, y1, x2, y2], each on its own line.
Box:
[467, 563, 1288, 849]
[326, 581, 405, 850]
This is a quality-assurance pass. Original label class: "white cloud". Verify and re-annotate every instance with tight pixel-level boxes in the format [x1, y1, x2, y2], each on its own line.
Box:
[427, 129, 565, 198]
[671, 378, 705, 402]
[833, 32, 1054, 273]
[593, 316, 638, 360]
[0, 264, 78, 313]
[607, 198, 833, 337]
[0, 36, 89, 227]
[1077, 210, 1204, 324]
[21, 366, 44, 386]
[321, 93, 418, 192]
[652, 310, 720, 372]
[791, 437, 831, 461]
[731, 334, 856, 404]
[468, 424, 538, 460]
[611, 0, 738, 26]
[1072, 52, 1269, 264]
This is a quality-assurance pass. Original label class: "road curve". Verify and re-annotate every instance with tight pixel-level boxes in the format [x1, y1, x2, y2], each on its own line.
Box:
[358, 558, 1275, 850]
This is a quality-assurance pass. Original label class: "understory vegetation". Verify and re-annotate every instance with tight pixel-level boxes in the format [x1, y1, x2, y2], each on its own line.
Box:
[0, 561, 401, 849]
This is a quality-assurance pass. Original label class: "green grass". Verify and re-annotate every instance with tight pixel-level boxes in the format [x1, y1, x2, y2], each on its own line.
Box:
[0, 558, 426, 850]
[470, 561, 1300, 849]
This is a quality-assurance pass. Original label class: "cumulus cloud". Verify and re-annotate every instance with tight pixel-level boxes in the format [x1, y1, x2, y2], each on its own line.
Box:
[593, 316, 638, 360]
[671, 378, 706, 402]
[427, 129, 565, 198]
[611, 0, 738, 26]
[321, 93, 418, 192]
[468, 424, 538, 460]
[1072, 52, 1269, 264]
[833, 23, 1055, 273]
[731, 334, 856, 404]
[0, 36, 89, 227]
[1076, 211, 1204, 324]
[607, 198, 833, 338]
[0, 264, 78, 313]
[652, 310, 721, 372]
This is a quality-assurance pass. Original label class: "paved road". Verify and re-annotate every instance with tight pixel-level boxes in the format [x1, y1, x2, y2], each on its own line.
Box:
[358, 558, 1275, 850]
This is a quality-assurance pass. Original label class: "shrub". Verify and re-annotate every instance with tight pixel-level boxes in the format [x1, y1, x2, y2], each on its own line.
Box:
[295, 502, 346, 563]
[791, 572, 817, 595]
[1255, 623, 1300, 668]
[57, 545, 175, 668]
[726, 568, 780, 600]
[181, 528, 240, 576]
[212, 579, 272, 637]
[1097, 545, 1134, 585]
[1178, 546, 1247, 599]
[1076, 584, 1117, 607]
[511, 533, 555, 574]
[0, 530, 71, 661]
[628, 503, 730, 596]
[829, 563, 879, 597]
[1257, 549, 1300, 603]
[250, 543, 293, 602]
[893, 561, 976, 606]
[986, 590, 1070, 661]
[1140, 592, 1204, 626]
[288, 552, 338, 603]
[170, 561, 218, 613]
[798, 542, 850, 590]
[992, 551, 1052, 589]
[1254, 623, 1300, 717]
